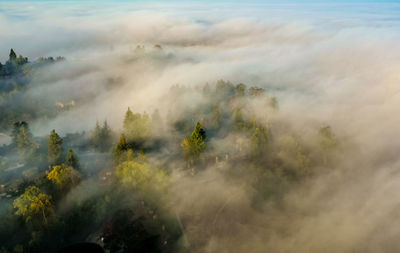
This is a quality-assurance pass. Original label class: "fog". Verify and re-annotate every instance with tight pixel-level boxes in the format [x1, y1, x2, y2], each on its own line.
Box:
[1, 1, 400, 252]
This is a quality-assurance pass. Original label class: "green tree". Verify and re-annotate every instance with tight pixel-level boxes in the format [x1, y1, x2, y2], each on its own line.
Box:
[16, 55, 27, 65]
[48, 130, 63, 165]
[11, 121, 29, 146]
[65, 149, 79, 170]
[115, 161, 169, 192]
[91, 120, 112, 152]
[91, 120, 102, 149]
[9, 49, 16, 62]
[100, 120, 112, 151]
[250, 126, 270, 159]
[123, 107, 134, 132]
[181, 122, 206, 164]
[232, 108, 246, 131]
[13, 186, 53, 226]
[123, 108, 152, 142]
[16, 125, 32, 158]
[114, 134, 132, 166]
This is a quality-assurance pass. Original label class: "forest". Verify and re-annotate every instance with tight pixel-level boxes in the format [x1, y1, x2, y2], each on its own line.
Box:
[0, 48, 344, 253]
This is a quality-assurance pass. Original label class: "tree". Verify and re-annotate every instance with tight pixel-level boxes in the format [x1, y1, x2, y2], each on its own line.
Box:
[249, 86, 265, 96]
[91, 120, 112, 152]
[91, 120, 102, 149]
[16, 55, 27, 65]
[123, 108, 152, 142]
[13, 186, 53, 226]
[11, 121, 29, 146]
[47, 164, 81, 191]
[181, 122, 206, 164]
[235, 83, 247, 96]
[16, 125, 32, 158]
[232, 108, 246, 131]
[250, 126, 270, 159]
[9, 49, 16, 62]
[48, 130, 63, 165]
[115, 161, 169, 192]
[114, 134, 132, 166]
[100, 120, 112, 151]
[65, 149, 79, 170]
[123, 107, 134, 133]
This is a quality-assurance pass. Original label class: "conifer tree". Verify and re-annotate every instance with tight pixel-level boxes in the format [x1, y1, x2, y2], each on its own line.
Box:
[181, 122, 206, 164]
[250, 126, 270, 159]
[17, 125, 32, 158]
[123, 108, 152, 142]
[114, 134, 131, 166]
[91, 120, 101, 149]
[48, 130, 63, 165]
[123, 107, 134, 133]
[66, 149, 79, 170]
[100, 120, 112, 152]
[233, 108, 246, 131]
[11, 121, 29, 146]
[9, 49, 16, 62]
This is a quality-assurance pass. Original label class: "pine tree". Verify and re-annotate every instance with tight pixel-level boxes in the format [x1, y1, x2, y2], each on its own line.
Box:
[66, 149, 79, 170]
[190, 122, 206, 153]
[233, 108, 246, 131]
[141, 112, 152, 138]
[9, 49, 17, 62]
[114, 134, 131, 166]
[11, 121, 29, 146]
[17, 125, 32, 158]
[181, 122, 206, 164]
[250, 126, 270, 159]
[91, 120, 101, 149]
[48, 130, 63, 165]
[100, 120, 112, 152]
[123, 108, 152, 142]
[123, 107, 134, 133]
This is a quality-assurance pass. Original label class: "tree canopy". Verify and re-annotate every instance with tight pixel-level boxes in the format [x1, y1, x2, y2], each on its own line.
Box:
[48, 130, 63, 165]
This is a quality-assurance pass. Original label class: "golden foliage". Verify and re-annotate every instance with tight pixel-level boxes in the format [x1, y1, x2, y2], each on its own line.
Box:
[47, 164, 81, 190]
[13, 186, 53, 225]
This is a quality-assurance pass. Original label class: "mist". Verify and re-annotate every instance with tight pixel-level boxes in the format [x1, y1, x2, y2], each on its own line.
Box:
[1, 1, 400, 252]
